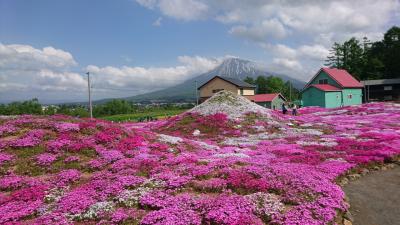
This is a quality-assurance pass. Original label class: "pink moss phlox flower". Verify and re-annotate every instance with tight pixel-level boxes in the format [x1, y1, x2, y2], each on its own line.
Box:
[0, 153, 13, 166]
[36, 153, 58, 166]
[0, 174, 25, 190]
[64, 155, 80, 163]
[54, 169, 81, 186]
[55, 122, 80, 132]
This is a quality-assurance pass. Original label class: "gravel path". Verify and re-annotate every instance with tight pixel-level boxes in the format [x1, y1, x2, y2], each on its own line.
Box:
[343, 166, 400, 225]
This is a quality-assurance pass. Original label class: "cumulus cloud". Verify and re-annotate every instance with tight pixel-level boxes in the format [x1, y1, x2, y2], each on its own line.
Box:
[272, 58, 302, 71]
[135, 0, 399, 77]
[0, 43, 86, 103]
[0, 43, 77, 70]
[136, 0, 209, 21]
[86, 55, 222, 91]
[229, 19, 287, 42]
[135, 0, 399, 40]
[298, 45, 330, 61]
[0, 43, 225, 103]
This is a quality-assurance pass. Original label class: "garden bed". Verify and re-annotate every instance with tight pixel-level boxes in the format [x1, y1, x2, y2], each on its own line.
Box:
[0, 93, 399, 224]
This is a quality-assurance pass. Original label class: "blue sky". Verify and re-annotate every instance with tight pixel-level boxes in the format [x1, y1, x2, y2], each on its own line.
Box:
[1, 0, 263, 67]
[1, 0, 399, 103]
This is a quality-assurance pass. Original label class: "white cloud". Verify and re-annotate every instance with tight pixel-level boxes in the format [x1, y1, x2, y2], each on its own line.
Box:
[0, 43, 88, 102]
[298, 44, 330, 61]
[136, 0, 209, 21]
[152, 17, 162, 26]
[135, 0, 399, 40]
[36, 70, 87, 91]
[0, 43, 77, 70]
[229, 19, 287, 42]
[0, 43, 226, 102]
[86, 55, 222, 90]
[272, 58, 302, 71]
[135, 0, 399, 76]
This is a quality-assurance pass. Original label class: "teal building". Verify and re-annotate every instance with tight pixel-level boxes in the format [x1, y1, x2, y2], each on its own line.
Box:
[301, 68, 363, 108]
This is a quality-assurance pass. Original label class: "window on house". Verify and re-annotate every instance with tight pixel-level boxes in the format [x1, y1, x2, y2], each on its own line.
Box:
[318, 79, 328, 84]
[212, 89, 224, 93]
[348, 94, 353, 99]
[240, 88, 244, 95]
[384, 86, 393, 91]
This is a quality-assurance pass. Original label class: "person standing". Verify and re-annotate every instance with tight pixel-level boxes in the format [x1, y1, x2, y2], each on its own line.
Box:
[282, 102, 287, 114]
[292, 103, 297, 116]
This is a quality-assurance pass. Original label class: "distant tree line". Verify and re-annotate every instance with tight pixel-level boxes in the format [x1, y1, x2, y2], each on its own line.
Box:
[0, 99, 194, 117]
[244, 76, 300, 101]
[325, 26, 400, 80]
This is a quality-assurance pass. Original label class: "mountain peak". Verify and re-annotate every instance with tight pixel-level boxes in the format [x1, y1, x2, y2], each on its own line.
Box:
[214, 57, 259, 78]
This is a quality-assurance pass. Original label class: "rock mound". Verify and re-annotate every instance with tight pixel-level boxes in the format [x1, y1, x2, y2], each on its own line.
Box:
[189, 90, 271, 119]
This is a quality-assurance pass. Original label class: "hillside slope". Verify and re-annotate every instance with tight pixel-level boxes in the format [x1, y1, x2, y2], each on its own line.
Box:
[125, 58, 305, 103]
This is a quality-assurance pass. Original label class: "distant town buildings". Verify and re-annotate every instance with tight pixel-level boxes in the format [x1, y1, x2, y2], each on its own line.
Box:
[301, 68, 363, 108]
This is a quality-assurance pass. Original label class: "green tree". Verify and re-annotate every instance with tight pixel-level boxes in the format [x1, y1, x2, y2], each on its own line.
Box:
[382, 26, 400, 78]
[325, 42, 343, 68]
[255, 76, 268, 94]
[244, 76, 255, 85]
[43, 106, 58, 115]
[93, 99, 133, 117]
[325, 26, 400, 80]
[266, 76, 285, 93]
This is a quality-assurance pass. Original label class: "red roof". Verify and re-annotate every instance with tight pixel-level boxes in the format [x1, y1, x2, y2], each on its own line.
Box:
[322, 68, 363, 88]
[253, 93, 285, 102]
[310, 84, 341, 91]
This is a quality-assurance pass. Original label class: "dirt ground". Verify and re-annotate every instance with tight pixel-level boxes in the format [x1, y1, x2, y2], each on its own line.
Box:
[343, 166, 400, 225]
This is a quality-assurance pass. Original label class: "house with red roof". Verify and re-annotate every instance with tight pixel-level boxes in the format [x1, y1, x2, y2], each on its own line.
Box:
[301, 68, 363, 108]
[251, 93, 286, 110]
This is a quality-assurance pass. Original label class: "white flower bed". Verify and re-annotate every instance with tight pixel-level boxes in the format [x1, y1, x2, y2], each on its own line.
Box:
[213, 153, 250, 158]
[189, 90, 271, 119]
[158, 134, 183, 144]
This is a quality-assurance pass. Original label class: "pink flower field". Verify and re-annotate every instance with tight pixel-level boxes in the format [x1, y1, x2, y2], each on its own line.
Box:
[1, 93, 400, 225]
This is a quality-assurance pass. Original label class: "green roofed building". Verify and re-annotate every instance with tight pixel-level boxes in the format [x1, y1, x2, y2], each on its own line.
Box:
[301, 68, 363, 108]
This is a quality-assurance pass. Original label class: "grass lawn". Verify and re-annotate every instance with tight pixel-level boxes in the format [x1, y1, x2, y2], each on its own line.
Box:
[100, 109, 187, 122]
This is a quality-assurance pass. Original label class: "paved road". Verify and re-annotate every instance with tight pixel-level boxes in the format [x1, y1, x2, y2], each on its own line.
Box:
[343, 166, 400, 225]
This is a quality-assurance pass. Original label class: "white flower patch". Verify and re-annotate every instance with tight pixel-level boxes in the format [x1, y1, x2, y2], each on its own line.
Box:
[296, 140, 337, 147]
[72, 201, 115, 220]
[300, 123, 313, 127]
[223, 131, 288, 146]
[326, 158, 347, 162]
[116, 187, 152, 207]
[303, 129, 324, 136]
[213, 153, 250, 158]
[192, 140, 220, 150]
[44, 187, 68, 203]
[143, 178, 167, 188]
[192, 129, 201, 136]
[189, 90, 271, 119]
[252, 125, 266, 132]
[158, 134, 183, 144]
[314, 109, 348, 116]
[245, 192, 284, 217]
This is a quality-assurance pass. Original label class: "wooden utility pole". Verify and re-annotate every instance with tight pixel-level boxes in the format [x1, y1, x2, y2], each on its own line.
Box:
[195, 80, 199, 106]
[86, 72, 93, 118]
